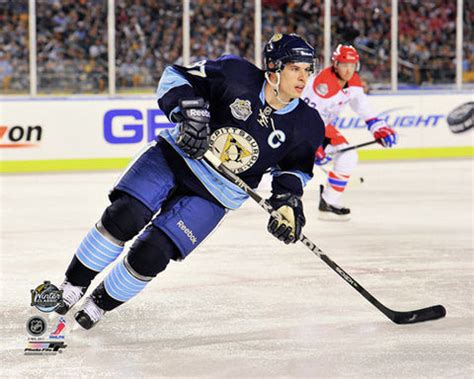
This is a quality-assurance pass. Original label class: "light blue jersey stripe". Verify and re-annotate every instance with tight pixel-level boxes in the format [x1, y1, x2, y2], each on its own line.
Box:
[272, 169, 312, 187]
[104, 260, 148, 302]
[156, 67, 191, 103]
[75, 226, 123, 273]
[160, 127, 249, 210]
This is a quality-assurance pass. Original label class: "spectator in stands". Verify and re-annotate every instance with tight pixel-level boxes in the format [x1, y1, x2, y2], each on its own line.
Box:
[0, 51, 13, 91]
[2, 0, 472, 93]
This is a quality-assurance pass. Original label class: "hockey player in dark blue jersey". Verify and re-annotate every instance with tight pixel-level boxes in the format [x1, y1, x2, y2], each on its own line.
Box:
[55, 33, 325, 329]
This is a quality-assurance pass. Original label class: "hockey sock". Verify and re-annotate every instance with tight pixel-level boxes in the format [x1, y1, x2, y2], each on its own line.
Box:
[103, 257, 151, 305]
[323, 171, 350, 205]
[74, 224, 124, 277]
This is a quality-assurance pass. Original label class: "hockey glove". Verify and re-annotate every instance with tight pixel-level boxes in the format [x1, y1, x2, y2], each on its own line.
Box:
[314, 145, 332, 166]
[367, 118, 397, 148]
[267, 193, 306, 244]
[174, 97, 211, 160]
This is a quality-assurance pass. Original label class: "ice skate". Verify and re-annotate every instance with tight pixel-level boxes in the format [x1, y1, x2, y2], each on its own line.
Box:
[74, 296, 106, 330]
[55, 280, 87, 315]
[318, 185, 351, 221]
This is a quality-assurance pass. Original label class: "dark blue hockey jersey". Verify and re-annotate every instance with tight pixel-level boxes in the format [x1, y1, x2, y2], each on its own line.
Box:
[156, 55, 325, 209]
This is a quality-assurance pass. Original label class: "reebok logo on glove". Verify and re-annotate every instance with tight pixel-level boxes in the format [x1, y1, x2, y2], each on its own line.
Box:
[189, 109, 210, 118]
[175, 97, 211, 160]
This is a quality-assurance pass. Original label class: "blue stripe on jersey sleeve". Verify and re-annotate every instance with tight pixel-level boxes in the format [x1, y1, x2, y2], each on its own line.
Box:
[159, 127, 249, 210]
[271, 169, 311, 188]
[156, 67, 191, 102]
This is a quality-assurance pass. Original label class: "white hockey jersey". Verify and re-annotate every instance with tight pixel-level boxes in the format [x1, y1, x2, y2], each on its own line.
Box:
[302, 67, 378, 126]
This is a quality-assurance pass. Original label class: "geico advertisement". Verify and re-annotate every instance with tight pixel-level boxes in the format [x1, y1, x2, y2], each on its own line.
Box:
[0, 94, 472, 161]
[1, 98, 162, 161]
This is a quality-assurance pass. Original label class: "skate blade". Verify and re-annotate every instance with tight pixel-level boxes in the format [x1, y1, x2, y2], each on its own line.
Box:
[318, 211, 351, 221]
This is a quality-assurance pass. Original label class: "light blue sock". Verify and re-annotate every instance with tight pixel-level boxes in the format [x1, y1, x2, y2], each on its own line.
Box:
[104, 258, 150, 302]
[75, 225, 124, 273]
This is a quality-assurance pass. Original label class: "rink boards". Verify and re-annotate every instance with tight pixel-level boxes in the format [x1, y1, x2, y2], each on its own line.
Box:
[0, 92, 472, 173]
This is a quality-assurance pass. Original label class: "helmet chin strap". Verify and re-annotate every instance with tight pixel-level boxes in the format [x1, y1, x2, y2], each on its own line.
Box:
[264, 71, 292, 106]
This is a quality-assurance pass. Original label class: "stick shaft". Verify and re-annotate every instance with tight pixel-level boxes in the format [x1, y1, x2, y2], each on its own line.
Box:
[204, 152, 391, 313]
[203, 151, 446, 324]
[328, 139, 379, 156]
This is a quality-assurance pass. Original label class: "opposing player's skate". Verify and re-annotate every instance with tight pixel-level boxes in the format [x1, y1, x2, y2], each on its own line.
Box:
[318, 185, 351, 221]
[55, 280, 87, 315]
[74, 296, 105, 330]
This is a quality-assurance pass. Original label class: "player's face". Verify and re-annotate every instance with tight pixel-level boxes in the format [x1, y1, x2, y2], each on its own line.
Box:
[335, 62, 357, 82]
[279, 62, 313, 100]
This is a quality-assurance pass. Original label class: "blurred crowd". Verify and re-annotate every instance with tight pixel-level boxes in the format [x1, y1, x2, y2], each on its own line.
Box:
[0, 0, 472, 94]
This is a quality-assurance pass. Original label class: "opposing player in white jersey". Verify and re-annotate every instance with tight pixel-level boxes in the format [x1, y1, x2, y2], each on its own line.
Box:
[302, 44, 397, 220]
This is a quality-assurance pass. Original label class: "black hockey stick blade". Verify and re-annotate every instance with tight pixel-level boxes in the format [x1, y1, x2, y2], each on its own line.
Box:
[389, 304, 446, 325]
[203, 152, 446, 325]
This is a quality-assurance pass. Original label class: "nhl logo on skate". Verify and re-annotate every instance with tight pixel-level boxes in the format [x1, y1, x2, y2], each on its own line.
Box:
[230, 98, 253, 121]
[209, 127, 259, 174]
[30, 281, 63, 313]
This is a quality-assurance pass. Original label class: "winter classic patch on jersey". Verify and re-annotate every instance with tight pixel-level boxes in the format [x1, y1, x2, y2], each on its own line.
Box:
[209, 127, 259, 174]
[230, 98, 253, 121]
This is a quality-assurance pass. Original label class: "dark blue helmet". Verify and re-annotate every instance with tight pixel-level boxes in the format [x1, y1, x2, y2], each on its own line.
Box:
[264, 33, 316, 72]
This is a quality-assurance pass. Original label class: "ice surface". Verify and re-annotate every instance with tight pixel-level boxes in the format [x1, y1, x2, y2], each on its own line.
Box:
[1, 160, 473, 378]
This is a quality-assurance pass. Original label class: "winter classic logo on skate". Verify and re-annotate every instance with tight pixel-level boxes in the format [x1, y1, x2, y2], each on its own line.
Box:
[209, 127, 259, 174]
[30, 281, 63, 313]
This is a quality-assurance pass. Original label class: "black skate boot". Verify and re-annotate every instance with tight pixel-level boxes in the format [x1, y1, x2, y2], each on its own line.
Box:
[318, 185, 351, 221]
[74, 282, 112, 329]
[55, 280, 87, 315]
[74, 296, 106, 330]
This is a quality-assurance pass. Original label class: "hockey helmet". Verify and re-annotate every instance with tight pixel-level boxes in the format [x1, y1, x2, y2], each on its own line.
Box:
[332, 44, 360, 70]
[264, 33, 316, 73]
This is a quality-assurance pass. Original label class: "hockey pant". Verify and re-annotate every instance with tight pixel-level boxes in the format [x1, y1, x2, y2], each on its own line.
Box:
[321, 125, 358, 205]
[65, 142, 227, 311]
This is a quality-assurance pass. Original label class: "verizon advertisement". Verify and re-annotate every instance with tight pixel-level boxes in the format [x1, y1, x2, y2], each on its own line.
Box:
[0, 94, 472, 164]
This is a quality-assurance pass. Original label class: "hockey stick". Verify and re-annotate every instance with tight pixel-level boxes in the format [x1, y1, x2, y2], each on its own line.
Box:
[204, 151, 446, 324]
[327, 138, 380, 156]
[316, 139, 381, 182]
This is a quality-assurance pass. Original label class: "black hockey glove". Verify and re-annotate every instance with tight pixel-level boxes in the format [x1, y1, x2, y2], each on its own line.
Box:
[174, 97, 211, 160]
[267, 193, 306, 244]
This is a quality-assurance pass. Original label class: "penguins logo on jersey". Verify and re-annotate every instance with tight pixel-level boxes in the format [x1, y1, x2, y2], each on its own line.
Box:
[209, 127, 259, 173]
[230, 98, 253, 121]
